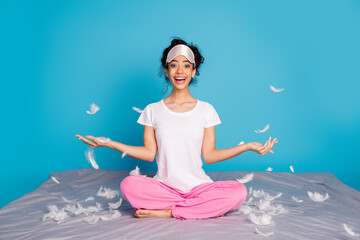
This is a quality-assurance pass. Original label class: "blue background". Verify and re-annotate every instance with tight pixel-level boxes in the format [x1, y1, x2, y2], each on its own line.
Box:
[1, 0, 359, 208]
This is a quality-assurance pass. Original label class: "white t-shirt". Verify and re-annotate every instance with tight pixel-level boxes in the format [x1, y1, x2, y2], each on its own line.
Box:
[137, 99, 221, 194]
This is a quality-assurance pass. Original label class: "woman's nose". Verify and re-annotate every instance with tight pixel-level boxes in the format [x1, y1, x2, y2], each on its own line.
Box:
[176, 66, 183, 73]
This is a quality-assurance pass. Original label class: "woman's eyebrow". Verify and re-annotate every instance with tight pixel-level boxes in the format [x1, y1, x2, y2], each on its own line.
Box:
[171, 60, 191, 63]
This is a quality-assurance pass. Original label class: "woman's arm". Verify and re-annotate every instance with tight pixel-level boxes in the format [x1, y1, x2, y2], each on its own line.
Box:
[201, 126, 277, 164]
[75, 125, 157, 162]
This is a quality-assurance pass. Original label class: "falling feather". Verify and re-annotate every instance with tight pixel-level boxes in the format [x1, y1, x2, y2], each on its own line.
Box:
[292, 196, 303, 203]
[343, 223, 359, 237]
[249, 213, 273, 226]
[255, 228, 274, 237]
[122, 150, 134, 159]
[132, 107, 144, 113]
[270, 85, 284, 93]
[130, 165, 147, 177]
[236, 172, 254, 184]
[96, 137, 110, 144]
[51, 176, 60, 184]
[238, 141, 245, 145]
[85, 148, 99, 169]
[255, 124, 270, 133]
[307, 191, 329, 202]
[266, 167, 273, 172]
[86, 103, 100, 114]
[289, 165, 294, 173]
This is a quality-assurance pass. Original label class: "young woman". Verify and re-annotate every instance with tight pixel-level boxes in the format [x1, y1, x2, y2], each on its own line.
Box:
[76, 38, 277, 220]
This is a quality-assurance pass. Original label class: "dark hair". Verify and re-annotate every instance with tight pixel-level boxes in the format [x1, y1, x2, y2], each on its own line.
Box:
[159, 37, 205, 95]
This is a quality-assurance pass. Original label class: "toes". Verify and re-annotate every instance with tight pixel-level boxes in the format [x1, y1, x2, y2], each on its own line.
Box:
[136, 210, 149, 215]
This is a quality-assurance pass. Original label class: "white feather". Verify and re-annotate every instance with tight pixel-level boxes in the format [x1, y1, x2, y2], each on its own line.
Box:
[343, 223, 359, 237]
[254, 124, 270, 133]
[132, 106, 144, 113]
[257, 200, 272, 212]
[122, 150, 134, 159]
[96, 137, 110, 144]
[255, 228, 274, 237]
[43, 205, 69, 224]
[130, 165, 147, 177]
[270, 85, 284, 93]
[62, 196, 77, 204]
[51, 176, 60, 184]
[238, 141, 245, 145]
[85, 148, 99, 169]
[100, 210, 122, 221]
[289, 165, 294, 173]
[86, 103, 100, 114]
[96, 202, 103, 211]
[108, 198, 123, 209]
[73, 202, 102, 216]
[263, 192, 282, 201]
[83, 214, 100, 224]
[236, 172, 254, 184]
[307, 191, 329, 202]
[96, 186, 119, 200]
[47, 205, 59, 212]
[249, 187, 253, 195]
[291, 196, 303, 203]
[64, 204, 77, 213]
[238, 205, 253, 215]
[252, 190, 265, 198]
[245, 197, 254, 204]
[85, 197, 95, 202]
[269, 204, 287, 216]
[249, 213, 273, 226]
[266, 167, 273, 172]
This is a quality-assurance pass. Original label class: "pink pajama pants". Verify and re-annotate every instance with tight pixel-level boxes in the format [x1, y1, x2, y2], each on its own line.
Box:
[120, 176, 247, 220]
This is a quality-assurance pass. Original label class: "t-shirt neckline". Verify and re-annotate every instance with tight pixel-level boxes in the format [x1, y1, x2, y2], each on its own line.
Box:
[161, 99, 199, 115]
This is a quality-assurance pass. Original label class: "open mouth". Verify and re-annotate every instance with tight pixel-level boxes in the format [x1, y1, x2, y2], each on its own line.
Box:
[174, 77, 186, 84]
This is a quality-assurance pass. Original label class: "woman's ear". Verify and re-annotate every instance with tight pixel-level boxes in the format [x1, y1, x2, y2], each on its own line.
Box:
[165, 68, 169, 77]
[192, 68, 196, 77]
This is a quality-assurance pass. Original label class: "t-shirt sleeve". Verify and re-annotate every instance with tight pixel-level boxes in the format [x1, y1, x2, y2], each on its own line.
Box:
[137, 104, 153, 127]
[205, 103, 221, 128]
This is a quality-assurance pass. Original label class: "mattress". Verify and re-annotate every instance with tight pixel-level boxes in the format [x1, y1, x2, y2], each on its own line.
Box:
[0, 168, 359, 240]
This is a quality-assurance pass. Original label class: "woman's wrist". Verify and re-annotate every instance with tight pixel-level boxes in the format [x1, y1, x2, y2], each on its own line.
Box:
[106, 140, 114, 149]
[245, 143, 252, 151]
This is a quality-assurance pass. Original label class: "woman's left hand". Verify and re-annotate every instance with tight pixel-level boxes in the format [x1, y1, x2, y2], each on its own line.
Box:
[246, 137, 278, 155]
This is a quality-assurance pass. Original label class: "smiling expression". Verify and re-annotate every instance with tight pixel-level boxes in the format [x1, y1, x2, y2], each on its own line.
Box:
[165, 55, 196, 88]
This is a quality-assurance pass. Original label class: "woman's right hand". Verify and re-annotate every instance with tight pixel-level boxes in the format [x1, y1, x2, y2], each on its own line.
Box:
[246, 136, 278, 155]
[75, 134, 110, 148]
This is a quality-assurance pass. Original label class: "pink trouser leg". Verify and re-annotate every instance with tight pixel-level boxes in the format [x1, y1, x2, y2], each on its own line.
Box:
[120, 176, 247, 220]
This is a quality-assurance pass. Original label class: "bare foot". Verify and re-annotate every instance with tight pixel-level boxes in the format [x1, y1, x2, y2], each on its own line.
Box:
[135, 209, 173, 218]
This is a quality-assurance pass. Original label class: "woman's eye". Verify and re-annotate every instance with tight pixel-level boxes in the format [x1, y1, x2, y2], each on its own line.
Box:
[170, 64, 176, 68]
[185, 65, 190, 68]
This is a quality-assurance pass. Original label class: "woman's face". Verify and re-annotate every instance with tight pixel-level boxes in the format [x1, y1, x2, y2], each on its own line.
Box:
[165, 55, 196, 89]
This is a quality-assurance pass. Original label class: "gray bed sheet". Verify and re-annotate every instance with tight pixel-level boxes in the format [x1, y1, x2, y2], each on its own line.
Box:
[0, 168, 359, 240]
